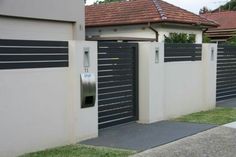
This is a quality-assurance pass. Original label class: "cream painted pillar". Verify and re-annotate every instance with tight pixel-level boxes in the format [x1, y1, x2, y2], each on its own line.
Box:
[202, 44, 217, 110]
[138, 42, 165, 123]
[69, 41, 98, 142]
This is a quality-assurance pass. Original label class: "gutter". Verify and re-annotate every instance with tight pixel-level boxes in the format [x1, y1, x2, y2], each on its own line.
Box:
[148, 22, 159, 42]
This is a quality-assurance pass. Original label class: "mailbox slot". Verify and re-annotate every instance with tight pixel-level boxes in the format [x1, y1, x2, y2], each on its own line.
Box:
[80, 73, 96, 108]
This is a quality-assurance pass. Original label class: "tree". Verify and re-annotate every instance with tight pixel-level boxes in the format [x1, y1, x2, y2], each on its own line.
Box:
[215, 0, 236, 12]
[94, 0, 127, 4]
[199, 6, 211, 14]
[164, 33, 196, 43]
[203, 35, 211, 43]
[226, 36, 236, 45]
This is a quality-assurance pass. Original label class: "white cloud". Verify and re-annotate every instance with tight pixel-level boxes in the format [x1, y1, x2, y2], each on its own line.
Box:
[86, 0, 227, 14]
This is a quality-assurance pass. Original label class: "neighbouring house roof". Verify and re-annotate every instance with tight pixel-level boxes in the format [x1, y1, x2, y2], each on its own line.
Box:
[85, 0, 218, 28]
[201, 11, 236, 30]
[201, 11, 236, 40]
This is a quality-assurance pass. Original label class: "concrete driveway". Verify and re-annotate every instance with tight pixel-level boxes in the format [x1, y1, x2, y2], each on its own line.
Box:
[131, 126, 236, 157]
[217, 98, 236, 108]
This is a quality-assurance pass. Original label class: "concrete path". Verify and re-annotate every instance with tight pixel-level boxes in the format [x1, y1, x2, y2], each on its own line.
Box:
[81, 121, 215, 151]
[131, 126, 236, 157]
[217, 98, 236, 108]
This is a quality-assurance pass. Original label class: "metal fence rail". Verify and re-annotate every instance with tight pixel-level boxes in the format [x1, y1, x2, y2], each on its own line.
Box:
[165, 44, 202, 62]
[0, 39, 69, 70]
[217, 45, 236, 101]
[98, 42, 138, 129]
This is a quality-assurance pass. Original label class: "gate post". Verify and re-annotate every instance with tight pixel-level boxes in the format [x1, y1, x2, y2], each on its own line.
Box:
[202, 44, 217, 109]
[69, 41, 98, 142]
[138, 42, 165, 123]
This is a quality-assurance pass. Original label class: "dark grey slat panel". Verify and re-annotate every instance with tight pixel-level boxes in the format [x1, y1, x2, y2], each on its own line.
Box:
[165, 52, 201, 57]
[217, 86, 236, 93]
[98, 64, 133, 70]
[217, 94, 236, 101]
[99, 117, 135, 129]
[217, 90, 236, 97]
[98, 96, 133, 105]
[98, 80, 133, 88]
[98, 59, 133, 64]
[99, 112, 133, 123]
[99, 106, 133, 117]
[0, 55, 68, 61]
[0, 48, 68, 54]
[98, 53, 133, 59]
[98, 69, 133, 76]
[98, 85, 132, 93]
[98, 75, 133, 82]
[217, 83, 236, 90]
[165, 57, 201, 62]
[99, 42, 138, 48]
[0, 61, 68, 69]
[98, 48, 134, 54]
[0, 39, 68, 47]
[99, 102, 133, 111]
[98, 91, 133, 100]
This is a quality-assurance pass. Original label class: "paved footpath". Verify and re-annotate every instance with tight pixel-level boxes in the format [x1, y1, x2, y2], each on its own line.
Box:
[131, 125, 236, 157]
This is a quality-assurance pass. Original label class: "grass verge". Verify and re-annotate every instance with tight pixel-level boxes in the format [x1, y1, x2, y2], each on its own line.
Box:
[175, 107, 236, 125]
[19, 144, 135, 157]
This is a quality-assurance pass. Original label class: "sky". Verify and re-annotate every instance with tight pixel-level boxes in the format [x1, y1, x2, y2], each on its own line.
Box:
[86, 0, 229, 14]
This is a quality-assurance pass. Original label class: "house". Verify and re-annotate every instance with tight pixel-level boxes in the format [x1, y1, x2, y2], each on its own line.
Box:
[85, 0, 217, 43]
[201, 11, 236, 43]
[0, 0, 85, 40]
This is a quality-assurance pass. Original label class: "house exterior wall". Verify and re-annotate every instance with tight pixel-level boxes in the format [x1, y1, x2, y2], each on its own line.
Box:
[86, 25, 203, 43]
[138, 42, 216, 123]
[0, 0, 85, 40]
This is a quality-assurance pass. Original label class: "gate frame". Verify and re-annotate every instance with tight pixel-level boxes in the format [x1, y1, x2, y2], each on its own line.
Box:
[97, 41, 139, 129]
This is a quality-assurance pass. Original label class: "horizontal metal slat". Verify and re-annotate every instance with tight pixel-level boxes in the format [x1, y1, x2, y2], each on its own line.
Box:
[98, 96, 133, 105]
[0, 47, 68, 54]
[217, 90, 236, 97]
[98, 69, 133, 76]
[217, 86, 236, 93]
[99, 102, 133, 111]
[99, 106, 133, 117]
[217, 94, 236, 101]
[99, 112, 134, 123]
[98, 75, 133, 82]
[99, 117, 135, 129]
[98, 91, 133, 100]
[0, 55, 68, 61]
[98, 85, 132, 93]
[98, 64, 133, 71]
[0, 61, 68, 69]
[98, 80, 133, 88]
[0, 39, 68, 47]
[165, 57, 201, 62]
[98, 59, 133, 64]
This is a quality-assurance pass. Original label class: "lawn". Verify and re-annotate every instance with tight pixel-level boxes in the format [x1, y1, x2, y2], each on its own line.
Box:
[19, 145, 135, 157]
[175, 107, 236, 125]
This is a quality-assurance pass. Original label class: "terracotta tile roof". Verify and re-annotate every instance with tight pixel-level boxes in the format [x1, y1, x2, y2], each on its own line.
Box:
[85, 0, 217, 27]
[201, 11, 236, 30]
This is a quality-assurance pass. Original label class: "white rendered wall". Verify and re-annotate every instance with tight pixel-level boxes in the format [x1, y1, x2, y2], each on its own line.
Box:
[138, 42, 216, 123]
[0, 0, 85, 40]
[0, 16, 73, 41]
[86, 25, 203, 43]
[0, 41, 98, 157]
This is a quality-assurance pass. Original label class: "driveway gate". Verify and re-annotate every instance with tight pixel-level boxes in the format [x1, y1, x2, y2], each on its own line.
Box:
[98, 42, 138, 129]
[217, 45, 236, 101]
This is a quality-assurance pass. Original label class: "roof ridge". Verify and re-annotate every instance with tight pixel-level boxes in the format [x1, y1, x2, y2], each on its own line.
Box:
[151, 0, 167, 20]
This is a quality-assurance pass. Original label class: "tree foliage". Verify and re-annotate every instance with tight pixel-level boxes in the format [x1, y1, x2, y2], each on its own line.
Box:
[226, 36, 236, 45]
[94, 0, 127, 4]
[199, 6, 211, 14]
[203, 35, 211, 43]
[216, 0, 236, 11]
[164, 33, 196, 43]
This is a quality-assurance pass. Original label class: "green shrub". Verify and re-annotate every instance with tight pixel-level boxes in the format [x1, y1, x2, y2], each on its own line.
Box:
[164, 33, 196, 43]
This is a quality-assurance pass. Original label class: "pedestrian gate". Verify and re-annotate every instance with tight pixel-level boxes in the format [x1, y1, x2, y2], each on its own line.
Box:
[98, 42, 138, 129]
[217, 45, 236, 101]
